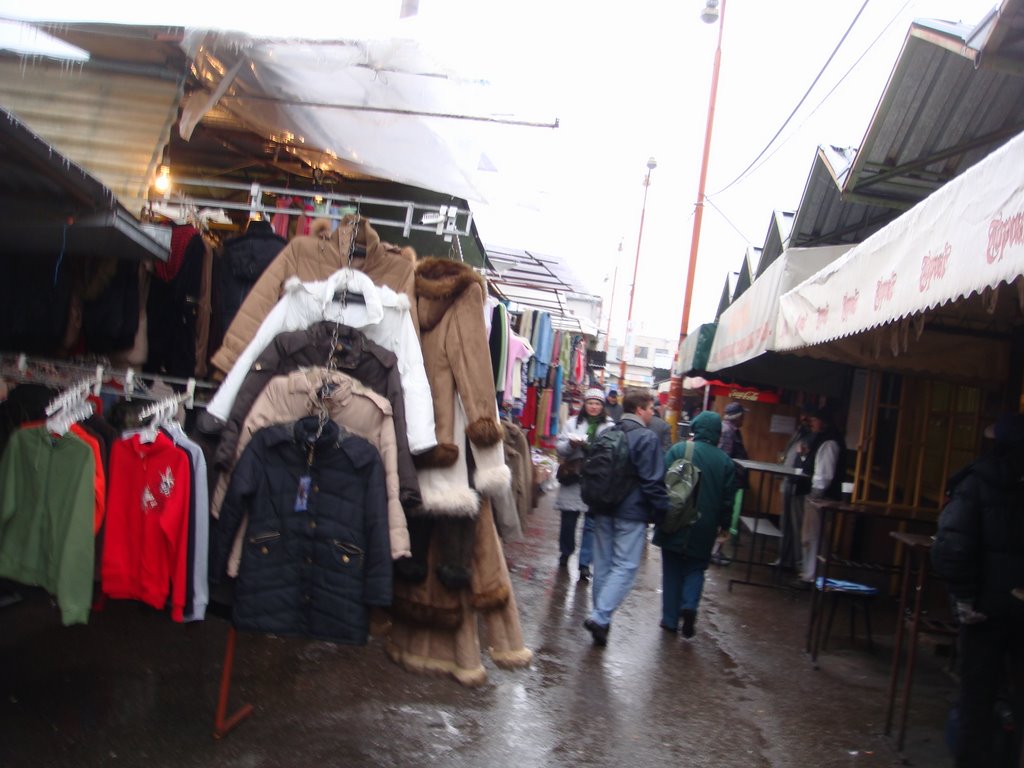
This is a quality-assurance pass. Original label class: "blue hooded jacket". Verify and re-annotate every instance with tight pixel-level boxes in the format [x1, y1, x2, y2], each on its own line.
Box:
[609, 414, 669, 523]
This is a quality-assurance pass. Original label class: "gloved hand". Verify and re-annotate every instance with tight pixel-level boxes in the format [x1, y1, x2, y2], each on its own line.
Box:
[955, 600, 987, 625]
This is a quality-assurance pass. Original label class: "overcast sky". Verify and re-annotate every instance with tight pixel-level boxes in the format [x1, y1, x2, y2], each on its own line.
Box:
[0, 0, 1000, 349]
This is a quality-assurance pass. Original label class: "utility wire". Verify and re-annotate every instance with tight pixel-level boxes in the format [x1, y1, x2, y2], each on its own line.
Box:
[704, 196, 755, 245]
[711, 0, 872, 197]
[728, 0, 913, 185]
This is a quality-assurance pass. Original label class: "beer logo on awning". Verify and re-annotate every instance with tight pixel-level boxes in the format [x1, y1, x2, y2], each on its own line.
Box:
[919, 243, 951, 291]
[988, 209, 1023, 264]
[842, 290, 859, 321]
[816, 304, 830, 329]
[875, 272, 897, 310]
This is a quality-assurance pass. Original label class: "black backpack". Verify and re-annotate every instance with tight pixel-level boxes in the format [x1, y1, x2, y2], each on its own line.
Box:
[580, 425, 636, 513]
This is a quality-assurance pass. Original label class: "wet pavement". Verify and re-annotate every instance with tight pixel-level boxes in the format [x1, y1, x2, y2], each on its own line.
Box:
[0, 489, 958, 767]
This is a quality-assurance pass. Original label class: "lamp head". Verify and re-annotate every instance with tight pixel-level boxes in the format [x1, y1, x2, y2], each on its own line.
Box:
[646, 156, 657, 171]
[701, 0, 720, 24]
[153, 165, 172, 194]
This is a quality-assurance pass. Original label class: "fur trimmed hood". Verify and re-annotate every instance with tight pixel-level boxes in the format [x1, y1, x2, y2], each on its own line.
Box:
[415, 257, 487, 333]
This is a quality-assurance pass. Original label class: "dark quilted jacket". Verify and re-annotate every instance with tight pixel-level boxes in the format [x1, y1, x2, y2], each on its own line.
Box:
[213, 417, 392, 644]
[218, 221, 287, 332]
[932, 455, 1024, 619]
[213, 322, 420, 509]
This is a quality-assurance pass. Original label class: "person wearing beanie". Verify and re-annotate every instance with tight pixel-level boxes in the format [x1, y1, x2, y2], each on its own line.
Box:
[648, 401, 672, 457]
[712, 401, 749, 565]
[554, 388, 613, 582]
[605, 389, 623, 423]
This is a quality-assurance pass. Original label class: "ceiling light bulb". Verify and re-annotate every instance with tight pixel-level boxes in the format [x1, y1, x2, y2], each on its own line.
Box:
[154, 165, 172, 194]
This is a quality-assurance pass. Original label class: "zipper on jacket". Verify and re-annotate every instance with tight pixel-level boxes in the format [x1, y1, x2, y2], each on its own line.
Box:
[249, 531, 281, 554]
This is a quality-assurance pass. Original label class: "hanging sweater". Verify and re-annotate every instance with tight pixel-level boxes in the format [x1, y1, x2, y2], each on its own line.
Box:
[102, 432, 193, 622]
[0, 426, 95, 625]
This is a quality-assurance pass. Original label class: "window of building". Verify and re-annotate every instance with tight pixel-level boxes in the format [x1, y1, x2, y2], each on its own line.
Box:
[852, 370, 996, 519]
[634, 346, 649, 360]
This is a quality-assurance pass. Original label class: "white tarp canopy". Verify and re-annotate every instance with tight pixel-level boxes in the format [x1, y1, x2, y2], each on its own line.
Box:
[777, 128, 1024, 352]
[706, 244, 853, 372]
[180, 31, 553, 204]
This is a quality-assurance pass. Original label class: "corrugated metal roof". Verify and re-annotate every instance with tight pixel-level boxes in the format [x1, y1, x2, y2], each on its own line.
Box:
[0, 108, 168, 261]
[0, 54, 183, 216]
[755, 210, 794, 275]
[967, 0, 1024, 68]
[788, 144, 897, 250]
[482, 245, 600, 334]
[844, 18, 1024, 209]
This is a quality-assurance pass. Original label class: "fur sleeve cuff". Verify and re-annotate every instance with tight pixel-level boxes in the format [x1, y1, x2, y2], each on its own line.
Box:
[466, 417, 503, 447]
[473, 464, 512, 497]
[418, 485, 480, 517]
[412, 442, 460, 469]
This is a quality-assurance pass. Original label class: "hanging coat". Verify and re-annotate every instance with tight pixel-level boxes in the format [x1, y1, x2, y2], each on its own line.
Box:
[211, 216, 418, 376]
[413, 257, 510, 515]
[212, 418, 392, 644]
[206, 268, 436, 455]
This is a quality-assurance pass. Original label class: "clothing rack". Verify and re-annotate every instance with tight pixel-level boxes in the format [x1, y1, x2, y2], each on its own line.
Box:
[162, 177, 474, 241]
[0, 354, 217, 409]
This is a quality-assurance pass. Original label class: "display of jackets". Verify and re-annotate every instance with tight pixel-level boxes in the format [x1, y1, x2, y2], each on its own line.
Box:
[0, 252, 73, 355]
[0, 425, 95, 625]
[78, 256, 142, 355]
[503, 332, 534, 403]
[212, 418, 392, 644]
[212, 322, 420, 509]
[213, 368, 410, 573]
[216, 219, 287, 333]
[211, 215, 418, 376]
[205, 268, 436, 455]
[146, 224, 208, 378]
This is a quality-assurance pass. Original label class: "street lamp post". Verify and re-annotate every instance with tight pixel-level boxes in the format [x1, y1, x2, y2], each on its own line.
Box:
[602, 241, 623, 385]
[667, 0, 726, 439]
[618, 156, 657, 390]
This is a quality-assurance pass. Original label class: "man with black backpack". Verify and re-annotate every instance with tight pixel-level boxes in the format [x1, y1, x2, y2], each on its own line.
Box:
[581, 388, 669, 648]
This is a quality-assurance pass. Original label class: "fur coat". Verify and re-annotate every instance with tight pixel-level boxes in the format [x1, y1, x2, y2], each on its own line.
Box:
[211, 215, 417, 376]
[413, 257, 510, 515]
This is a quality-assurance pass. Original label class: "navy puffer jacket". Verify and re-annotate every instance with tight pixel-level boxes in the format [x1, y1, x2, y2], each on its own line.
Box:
[931, 453, 1024, 619]
[602, 415, 669, 524]
[213, 417, 392, 644]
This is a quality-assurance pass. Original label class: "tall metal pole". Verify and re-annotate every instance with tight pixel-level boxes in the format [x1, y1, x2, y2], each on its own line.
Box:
[619, 157, 657, 390]
[667, 0, 726, 439]
[602, 241, 623, 385]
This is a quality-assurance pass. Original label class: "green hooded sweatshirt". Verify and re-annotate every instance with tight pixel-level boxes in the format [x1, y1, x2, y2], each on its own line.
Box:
[652, 410, 737, 564]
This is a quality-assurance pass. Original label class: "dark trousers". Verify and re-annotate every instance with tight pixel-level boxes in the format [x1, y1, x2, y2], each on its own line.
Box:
[659, 549, 707, 629]
[955, 616, 1024, 767]
[558, 510, 594, 568]
[778, 492, 804, 569]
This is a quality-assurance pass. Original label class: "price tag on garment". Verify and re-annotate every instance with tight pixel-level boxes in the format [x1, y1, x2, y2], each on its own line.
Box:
[295, 475, 312, 512]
